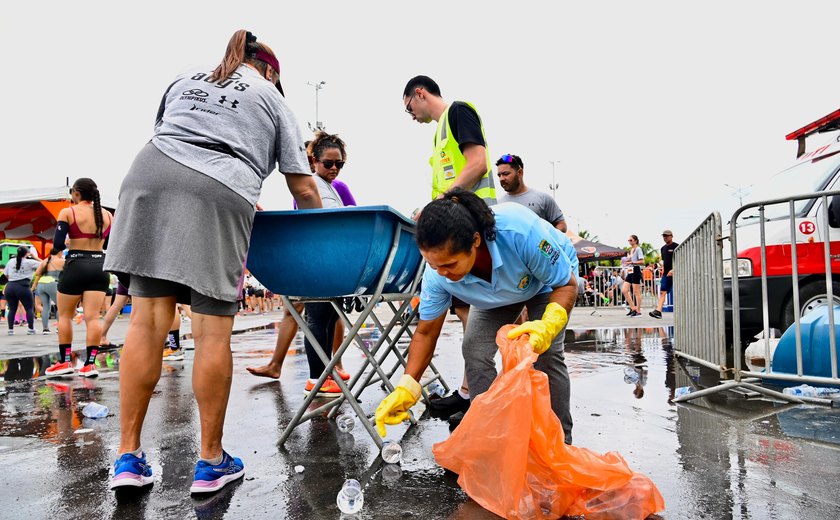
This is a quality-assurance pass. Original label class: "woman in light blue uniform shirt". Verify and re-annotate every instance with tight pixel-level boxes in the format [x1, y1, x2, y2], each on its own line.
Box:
[376, 188, 579, 444]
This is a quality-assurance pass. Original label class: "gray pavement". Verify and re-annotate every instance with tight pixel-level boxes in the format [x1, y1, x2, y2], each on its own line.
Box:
[3, 305, 838, 519]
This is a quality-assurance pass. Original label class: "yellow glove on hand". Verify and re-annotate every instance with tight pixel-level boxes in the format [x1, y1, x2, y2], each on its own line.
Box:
[375, 374, 422, 437]
[507, 302, 568, 354]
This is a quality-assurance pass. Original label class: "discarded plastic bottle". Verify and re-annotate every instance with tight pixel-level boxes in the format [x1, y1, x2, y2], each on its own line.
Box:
[426, 381, 446, 398]
[674, 386, 692, 398]
[782, 384, 840, 398]
[623, 367, 640, 385]
[381, 440, 402, 464]
[336, 478, 364, 514]
[82, 402, 109, 419]
[336, 413, 355, 433]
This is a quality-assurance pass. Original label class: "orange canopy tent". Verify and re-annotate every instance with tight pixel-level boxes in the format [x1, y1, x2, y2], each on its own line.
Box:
[0, 186, 117, 257]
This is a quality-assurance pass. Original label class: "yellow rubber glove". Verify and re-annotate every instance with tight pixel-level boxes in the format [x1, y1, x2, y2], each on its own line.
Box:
[375, 374, 422, 437]
[507, 302, 568, 354]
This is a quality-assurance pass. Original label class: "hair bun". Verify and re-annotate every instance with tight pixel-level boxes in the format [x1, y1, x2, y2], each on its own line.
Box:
[245, 31, 257, 44]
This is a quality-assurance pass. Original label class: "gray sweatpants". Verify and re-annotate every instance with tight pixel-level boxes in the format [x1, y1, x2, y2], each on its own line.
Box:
[462, 292, 573, 444]
[36, 282, 57, 331]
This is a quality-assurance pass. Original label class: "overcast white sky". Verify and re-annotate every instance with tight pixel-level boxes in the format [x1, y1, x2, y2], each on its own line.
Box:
[3, 1, 838, 249]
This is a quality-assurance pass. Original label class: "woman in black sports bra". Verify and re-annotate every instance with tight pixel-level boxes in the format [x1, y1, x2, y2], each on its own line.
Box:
[44, 178, 113, 378]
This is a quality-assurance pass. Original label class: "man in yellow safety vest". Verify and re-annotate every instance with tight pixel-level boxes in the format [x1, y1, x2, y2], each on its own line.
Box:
[402, 75, 497, 427]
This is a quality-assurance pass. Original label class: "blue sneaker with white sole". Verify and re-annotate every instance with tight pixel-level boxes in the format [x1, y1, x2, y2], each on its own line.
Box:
[190, 451, 245, 494]
[110, 452, 154, 489]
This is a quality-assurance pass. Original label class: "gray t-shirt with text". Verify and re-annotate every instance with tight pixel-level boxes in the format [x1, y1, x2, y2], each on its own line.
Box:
[499, 189, 564, 226]
[152, 64, 310, 206]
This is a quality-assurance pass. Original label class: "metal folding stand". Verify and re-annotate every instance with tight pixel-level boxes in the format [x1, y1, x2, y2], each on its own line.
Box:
[277, 223, 450, 449]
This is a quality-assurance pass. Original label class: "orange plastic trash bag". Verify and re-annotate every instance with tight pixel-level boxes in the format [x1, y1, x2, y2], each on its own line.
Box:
[432, 325, 665, 520]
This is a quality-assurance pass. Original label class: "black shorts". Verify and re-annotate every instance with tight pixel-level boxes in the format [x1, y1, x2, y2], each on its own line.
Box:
[128, 275, 238, 316]
[57, 250, 109, 295]
[625, 266, 642, 285]
[254, 288, 265, 298]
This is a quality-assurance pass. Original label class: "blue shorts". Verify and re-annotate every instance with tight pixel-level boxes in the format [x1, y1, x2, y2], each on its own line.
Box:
[660, 275, 673, 292]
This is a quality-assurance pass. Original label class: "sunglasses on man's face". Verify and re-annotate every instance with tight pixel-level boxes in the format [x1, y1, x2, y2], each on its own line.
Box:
[404, 93, 416, 115]
[319, 160, 345, 170]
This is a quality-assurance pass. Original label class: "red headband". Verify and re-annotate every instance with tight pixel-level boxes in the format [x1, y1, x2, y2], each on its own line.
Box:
[253, 49, 280, 74]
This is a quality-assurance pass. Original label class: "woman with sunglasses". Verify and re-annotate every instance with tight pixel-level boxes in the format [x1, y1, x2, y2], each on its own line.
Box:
[298, 131, 351, 397]
[375, 188, 579, 444]
[103, 29, 320, 494]
[44, 178, 113, 377]
[621, 235, 645, 317]
[248, 135, 357, 384]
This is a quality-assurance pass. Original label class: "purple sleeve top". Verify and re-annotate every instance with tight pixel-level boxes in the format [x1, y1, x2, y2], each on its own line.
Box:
[293, 178, 356, 208]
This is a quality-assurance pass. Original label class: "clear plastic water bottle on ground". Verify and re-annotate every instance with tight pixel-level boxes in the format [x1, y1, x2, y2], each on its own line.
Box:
[336, 478, 364, 514]
[623, 367, 640, 384]
[674, 386, 692, 398]
[426, 380, 445, 398]
[82, 402, 109, 418]
[336, 413, 355, 433]
[782, 384, 840, 398]
[381, 440, 402, 464]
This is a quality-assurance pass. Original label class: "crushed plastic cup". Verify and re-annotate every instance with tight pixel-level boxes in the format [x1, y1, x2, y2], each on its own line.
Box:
[426, 381, 446, 398]
[674, 386, 692, 398]
[82, 402, 109, 419]
[336, 478, 364, 514]
[294, 465, 305, 474]
[336, 413, 355, 433]
[381, 441, 402, 464]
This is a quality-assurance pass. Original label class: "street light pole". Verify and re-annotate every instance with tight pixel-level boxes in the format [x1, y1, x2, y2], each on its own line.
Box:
[548, 160, 560, 201]
[724, 183, 751, 206]
[306, 80, 326, 132]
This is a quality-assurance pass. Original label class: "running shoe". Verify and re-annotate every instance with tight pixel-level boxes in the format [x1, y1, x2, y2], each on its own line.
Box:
[26, 328, 36, 335]
[649, 309, 662, 319]
[303, 377, 342, 398]
[42, 329, 51, 335]
[162, 348, 185, 361]
[190, 451, 245, 494]
[333, 367, 351, 381]
[45, 361, 75, 376]
[110, 452, 154, 489]
[428, 391, 471, 419]
[78, 364, 99, 378]
[6, 330, 13, 335]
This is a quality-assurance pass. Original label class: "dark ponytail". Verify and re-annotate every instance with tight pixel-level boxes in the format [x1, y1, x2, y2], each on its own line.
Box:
[416, 187, 496, 254]
[15, 246, 27, 271]
[71, 177, 103, 239]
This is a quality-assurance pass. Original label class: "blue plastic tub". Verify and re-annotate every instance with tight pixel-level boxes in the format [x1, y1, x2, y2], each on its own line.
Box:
[246, 206, 422, 298]
[771, 305, 840, 381]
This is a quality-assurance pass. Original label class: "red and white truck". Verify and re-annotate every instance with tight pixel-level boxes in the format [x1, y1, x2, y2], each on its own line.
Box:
[725, 108, 840, 343]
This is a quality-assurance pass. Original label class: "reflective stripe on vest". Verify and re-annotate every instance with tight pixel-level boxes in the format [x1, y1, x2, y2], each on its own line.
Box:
[429, 102, 497, 204]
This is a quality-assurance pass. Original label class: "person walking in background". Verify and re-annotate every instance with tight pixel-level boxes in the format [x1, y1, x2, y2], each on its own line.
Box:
[32, 249, 65, 334]
[621, 235, 645, 317]
[102, 29, 320, 494]
[650, 230, 679, 319]
[2, 247, 40, 335]
[43, 178, 113, 377]
[496, 153, 567, 232]
[402, 75, 498, 427]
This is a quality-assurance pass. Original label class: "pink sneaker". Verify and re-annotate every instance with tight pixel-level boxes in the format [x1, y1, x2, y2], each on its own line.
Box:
[45, 361, 75, 376]
[78, 364, 99, 378]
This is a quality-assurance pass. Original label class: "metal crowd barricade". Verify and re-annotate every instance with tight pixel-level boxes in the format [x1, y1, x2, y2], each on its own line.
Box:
[586, 265, 660, 312]
[246, 206, 450, 448]
[673, 190, 840, 405]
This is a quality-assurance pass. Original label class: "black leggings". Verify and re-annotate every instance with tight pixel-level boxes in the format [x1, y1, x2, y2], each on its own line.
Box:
[303, 302, 339, 379]
[5, 281, 35, 330]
